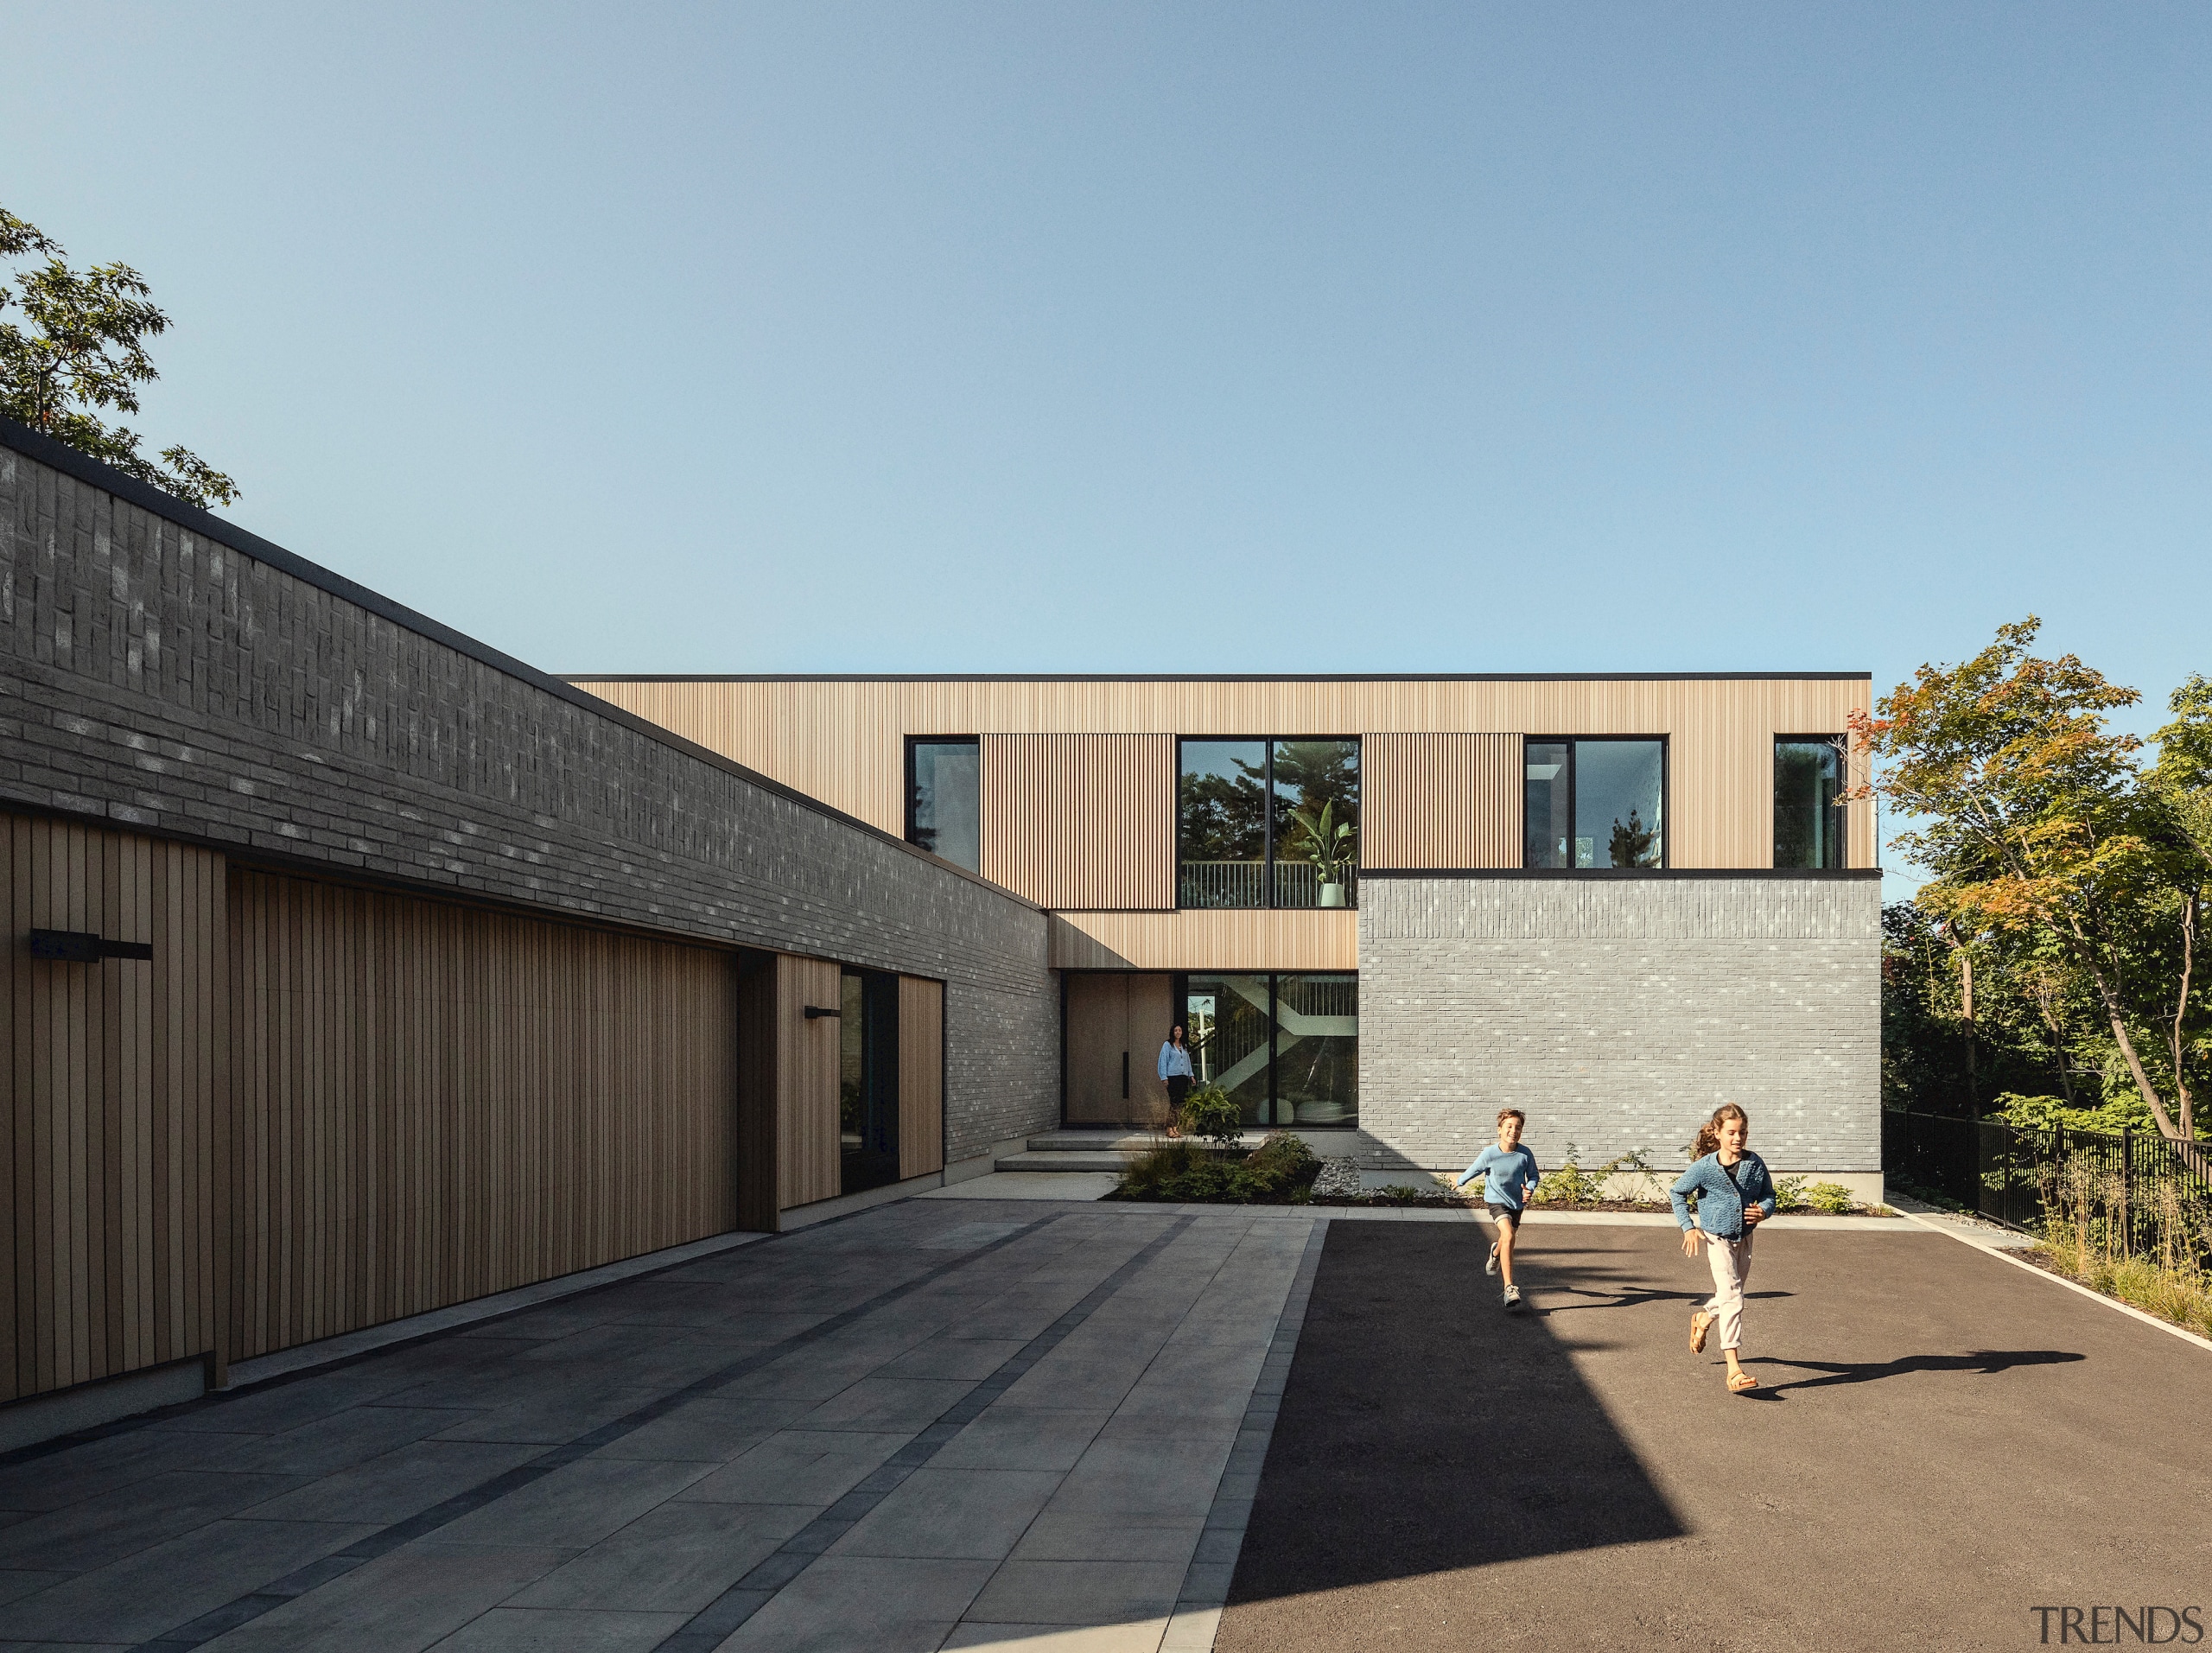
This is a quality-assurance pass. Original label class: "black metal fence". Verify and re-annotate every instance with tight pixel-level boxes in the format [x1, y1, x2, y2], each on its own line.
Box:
[1884, 1109, 2212, 1266]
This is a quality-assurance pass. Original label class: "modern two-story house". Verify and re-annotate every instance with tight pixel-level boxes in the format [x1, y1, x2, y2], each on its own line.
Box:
[572, 675, 1883, 1200]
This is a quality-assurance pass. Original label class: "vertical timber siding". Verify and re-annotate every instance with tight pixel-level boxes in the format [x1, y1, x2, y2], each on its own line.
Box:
[226, 868, 736, 1359]
[1363, 734, 1521, 869]
[979, 734, 1175, 910]
[776, 954, 842, 1211]
[580, 678, 1877, 872]
[2, 811, 227, 1403]
[898, 976, 944, 1179]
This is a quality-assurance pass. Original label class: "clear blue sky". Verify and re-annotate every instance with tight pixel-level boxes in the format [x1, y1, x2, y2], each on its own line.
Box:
[7, 5, 2206, 750]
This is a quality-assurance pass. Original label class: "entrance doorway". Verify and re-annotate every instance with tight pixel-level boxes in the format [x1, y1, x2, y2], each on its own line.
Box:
[1062, 972, 1175, 1128]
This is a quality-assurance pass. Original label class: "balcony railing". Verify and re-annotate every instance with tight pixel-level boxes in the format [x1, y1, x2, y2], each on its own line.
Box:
[1178, 861, 1359, 911]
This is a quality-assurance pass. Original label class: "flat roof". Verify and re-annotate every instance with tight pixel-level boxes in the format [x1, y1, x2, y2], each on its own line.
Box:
[565, 671, 1873, 683]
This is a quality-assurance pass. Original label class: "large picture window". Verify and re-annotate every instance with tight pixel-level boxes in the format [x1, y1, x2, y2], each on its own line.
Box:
[1178, 738, 1359, 909]
[1775, 737, 1846, 868]
[1178, 971, 1357, 1128]
[1524, 738, 1666, 868]
[906, 738, 980, 872]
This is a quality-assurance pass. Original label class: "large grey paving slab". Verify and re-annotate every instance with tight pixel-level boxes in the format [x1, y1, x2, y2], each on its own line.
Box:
[710, 1554, 999, 1653]
[676, 1429, 912, 1507]
[829, 1467, 1064, 1560]
[0, 1468, 309, 1573]
[197, 1545, 570, 1652]
[507, 1500, 816, 1612]
[425, 1605, 690, 1650]
[927, 1406, 1110, 1473]
[426, 1457, 717, 1551]
[237, 1439, 548, 1524]
[968, 1559, 1190, 1625]
[0, 1514, 375, 1643]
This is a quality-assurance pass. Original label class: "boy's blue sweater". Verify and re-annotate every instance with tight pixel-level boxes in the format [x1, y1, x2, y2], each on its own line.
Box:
[1457, 1144, 1541, 1211]
[1671, 1151, 1777, 1240]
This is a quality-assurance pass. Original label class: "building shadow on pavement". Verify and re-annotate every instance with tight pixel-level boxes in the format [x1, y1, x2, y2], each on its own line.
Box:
[1226, 1224, 1686, 1606]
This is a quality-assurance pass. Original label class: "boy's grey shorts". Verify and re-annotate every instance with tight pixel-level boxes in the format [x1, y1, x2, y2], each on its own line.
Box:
[1486, 1203, 1521, 1225]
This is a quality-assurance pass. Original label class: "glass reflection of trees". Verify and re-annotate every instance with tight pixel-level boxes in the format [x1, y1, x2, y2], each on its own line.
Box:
[1177, 738, 1360, 908]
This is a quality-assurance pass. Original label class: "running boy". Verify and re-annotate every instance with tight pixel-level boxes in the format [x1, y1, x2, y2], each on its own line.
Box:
[1455, 1109, 1542, 1311]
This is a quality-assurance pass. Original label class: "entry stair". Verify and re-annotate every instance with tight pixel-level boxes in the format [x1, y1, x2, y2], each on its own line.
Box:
[994, 1128, 1275, 1174]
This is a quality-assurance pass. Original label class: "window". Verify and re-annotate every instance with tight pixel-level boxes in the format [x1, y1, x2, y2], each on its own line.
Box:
[840, 969, 900, 1194]
[1775, 738, 1846, 868]
[1523, 739, 1666, 868]
[1178, 738, 1359, 909]
[906, 738, 980, 872]
[1179, 972, 1357, 1128]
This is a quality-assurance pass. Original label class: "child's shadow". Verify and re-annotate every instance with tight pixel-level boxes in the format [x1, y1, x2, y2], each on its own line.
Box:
[1536, 1278, 1793, 1316]
[1738, 1349, 2084, 1397]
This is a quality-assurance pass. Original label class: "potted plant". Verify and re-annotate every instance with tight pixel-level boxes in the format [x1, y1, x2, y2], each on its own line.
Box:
[1288, 799, 1357, 907]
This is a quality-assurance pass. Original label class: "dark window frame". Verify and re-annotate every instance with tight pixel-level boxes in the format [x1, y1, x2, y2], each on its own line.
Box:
[1164, 969, 1360, 1130]
[1773, 734, 1848, 870]
[1174, 734, 1362, 912]
[904, 735, 981, 867]
[1522, 736, 1671, 870]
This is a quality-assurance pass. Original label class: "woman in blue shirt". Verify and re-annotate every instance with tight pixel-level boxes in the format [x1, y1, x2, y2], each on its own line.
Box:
[1158, 1025, 1195, 1124]
[1671, 1103, 1777, 1394]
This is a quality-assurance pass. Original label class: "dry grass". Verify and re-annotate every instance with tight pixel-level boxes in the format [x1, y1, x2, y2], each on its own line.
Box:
[2032, 1156, 2212, 1341]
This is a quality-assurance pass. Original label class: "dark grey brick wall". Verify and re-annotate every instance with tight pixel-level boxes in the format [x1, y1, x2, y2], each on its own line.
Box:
[0, 431, 1058, 1160]
[1356, 874, 1881, 1180]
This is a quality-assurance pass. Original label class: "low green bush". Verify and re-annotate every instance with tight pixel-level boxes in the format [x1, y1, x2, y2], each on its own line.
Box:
[1116, 1130, 1320, 1204]
[1529, 1142, 1655, 1207]
[1177, 1084, 1245, 1148]
[1773, 1175, 1856, 1214]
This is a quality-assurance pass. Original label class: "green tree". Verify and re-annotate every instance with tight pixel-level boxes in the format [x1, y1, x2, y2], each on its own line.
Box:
[0, 206, 238, 508]
[1853, 619, 2202, 1141]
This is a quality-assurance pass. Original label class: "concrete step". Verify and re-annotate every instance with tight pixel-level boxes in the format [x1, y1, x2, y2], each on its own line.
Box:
[1024, 1129, 1278, 1153]
[994, 1151, 1143, 1173]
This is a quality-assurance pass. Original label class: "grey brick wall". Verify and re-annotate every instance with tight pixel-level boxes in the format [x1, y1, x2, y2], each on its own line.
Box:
[0, 429, 1058, 1160]
[1355, 874, 1880, 1179]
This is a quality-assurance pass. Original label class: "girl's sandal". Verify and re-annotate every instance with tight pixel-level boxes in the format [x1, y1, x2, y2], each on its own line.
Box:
[1688, 1311, 1715, 1354]
[1726, 1370, 1759, 1393]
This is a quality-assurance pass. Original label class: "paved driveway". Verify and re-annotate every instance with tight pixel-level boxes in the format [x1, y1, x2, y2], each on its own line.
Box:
[1218, 1221, 2212, 1653]
[1, 1204, 2202, 1652]
[0, 1199, 1310, 1652]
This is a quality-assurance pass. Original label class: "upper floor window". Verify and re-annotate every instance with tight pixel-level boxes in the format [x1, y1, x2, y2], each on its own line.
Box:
[1775, 738, 1846, 868]
[1524, 738, 1666, 868]
[1179, 738, 1359, 909]
[906, 738, 980, 872]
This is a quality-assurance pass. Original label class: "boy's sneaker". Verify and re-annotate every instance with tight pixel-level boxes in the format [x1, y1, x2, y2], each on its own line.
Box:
[1485, 1242, 1500, 1277]
[1502, 1284, 1522, 1312]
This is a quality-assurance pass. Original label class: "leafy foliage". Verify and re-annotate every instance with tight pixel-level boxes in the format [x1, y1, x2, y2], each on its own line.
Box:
[1115, 1131, 1319, 1204]
[0, 205, 237, 508]
[1529, 1142, 1655, 1206]
[1176, 1083, 1245, 1148]
[1772, 1175, 1857, 1214]
[1858, 620, 2209, 1139]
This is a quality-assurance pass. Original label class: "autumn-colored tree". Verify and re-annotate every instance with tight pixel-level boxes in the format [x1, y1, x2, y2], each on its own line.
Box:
[1853, 619, 2201, 1141]
[0, 205, 238, 508]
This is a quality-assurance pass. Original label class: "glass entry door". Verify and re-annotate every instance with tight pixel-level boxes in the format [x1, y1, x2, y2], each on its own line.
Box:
[841, 969, 901, 1194]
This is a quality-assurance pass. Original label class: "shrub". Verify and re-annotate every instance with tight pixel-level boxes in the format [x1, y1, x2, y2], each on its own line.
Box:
[1236, 1132, 1319, 1198]
[1115, 1130, 1319, 1204]
[1178, 1084, 1245, 1148]
[1800, 1180, 1856, 1214]
[1529, 1142, 1655, 1207]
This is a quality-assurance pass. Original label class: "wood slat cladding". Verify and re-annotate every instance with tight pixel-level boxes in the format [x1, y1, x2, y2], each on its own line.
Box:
[1363, 734, 1522, 868]
[1050, 911, 1358, 972]
[978, 734, 1174, 909]
[2, 811, 227, 1404]
[575, 677, 1876, 873]
[897, 976, 944, 1179]
[225, 868, 736, 1360]
[776, 954, 842, 1211]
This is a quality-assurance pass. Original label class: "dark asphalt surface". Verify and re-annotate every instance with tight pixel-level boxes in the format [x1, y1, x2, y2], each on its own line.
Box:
[1220, 1222, 2212, 1653]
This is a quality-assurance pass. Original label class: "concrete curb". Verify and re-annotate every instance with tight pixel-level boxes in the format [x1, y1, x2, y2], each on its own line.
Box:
[1895, 1209, 2212, 1356]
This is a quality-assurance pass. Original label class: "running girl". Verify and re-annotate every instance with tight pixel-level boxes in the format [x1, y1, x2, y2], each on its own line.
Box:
[1455, 1109, 1541, 1312]
[1670, 1103, 1777, 1393]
